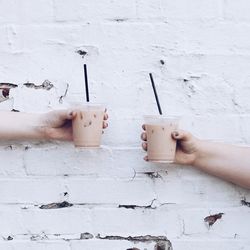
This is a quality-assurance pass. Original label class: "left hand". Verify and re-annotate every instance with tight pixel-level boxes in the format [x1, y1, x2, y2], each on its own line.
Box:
[141, 124, 198, 165]
[40, 109, 108, 141]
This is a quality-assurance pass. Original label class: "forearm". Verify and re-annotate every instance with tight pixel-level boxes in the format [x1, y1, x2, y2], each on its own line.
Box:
[194, 140, 250, 188]
[0, 111, 44, 140]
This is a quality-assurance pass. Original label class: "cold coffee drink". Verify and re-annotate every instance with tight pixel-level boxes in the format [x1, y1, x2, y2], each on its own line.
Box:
[72, 104, 105, 147]
[144, 116, 179, 163]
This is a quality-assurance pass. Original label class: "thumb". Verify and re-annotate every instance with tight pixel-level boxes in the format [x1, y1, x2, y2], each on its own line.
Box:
[57, 109, 75, 120]
[172, 130, 191, 141]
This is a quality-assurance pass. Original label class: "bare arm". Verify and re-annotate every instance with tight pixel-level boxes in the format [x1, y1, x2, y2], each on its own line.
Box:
[0, 110, 74, 140]
[0, 110, 108, 141]
[193, 139, 250, 189]
[141, 128, 250, 189]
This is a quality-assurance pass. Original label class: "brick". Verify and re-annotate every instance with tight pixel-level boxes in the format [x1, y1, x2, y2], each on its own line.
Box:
[53, 0, 137, 22]
[0, 147, 25, 176]
[172, 239, 250, 250]
[224, 0, 250, 21]
[0, 206, 181, 237]
[137, 0, 223, 21]
[0, 242, 70, 250]
[181, 208, 250, 238]
[71, 239, 170, 250]
[0, 0, 54, 24]
[0, 177, 155, 205]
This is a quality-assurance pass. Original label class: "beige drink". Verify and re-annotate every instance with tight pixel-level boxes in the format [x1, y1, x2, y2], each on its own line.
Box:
[145, 116, 179, 163]
[72, 104, 105, 147]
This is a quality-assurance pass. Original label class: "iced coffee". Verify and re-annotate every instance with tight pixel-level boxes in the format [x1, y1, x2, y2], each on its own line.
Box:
[144, 116, 179, 163]
[72, 104, 105, 147]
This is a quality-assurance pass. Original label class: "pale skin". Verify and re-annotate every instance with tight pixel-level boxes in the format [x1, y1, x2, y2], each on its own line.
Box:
[0, 110, 108, 141]
[141, 126, 250, 189]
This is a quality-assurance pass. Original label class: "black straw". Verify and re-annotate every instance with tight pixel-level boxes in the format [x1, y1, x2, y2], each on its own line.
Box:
[149, 73, 162, 115]
[84, 64, 90, 102]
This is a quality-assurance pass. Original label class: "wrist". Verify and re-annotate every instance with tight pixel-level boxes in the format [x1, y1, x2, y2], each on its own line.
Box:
[35, 114, 51, 140]
[192, 139, 206, 166]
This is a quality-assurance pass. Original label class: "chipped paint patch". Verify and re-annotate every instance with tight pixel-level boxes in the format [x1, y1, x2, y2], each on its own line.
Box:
[39, 201, 73, 209]
[23, 80, 54, 90]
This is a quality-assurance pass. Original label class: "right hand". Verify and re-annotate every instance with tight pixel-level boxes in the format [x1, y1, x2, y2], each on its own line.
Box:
[41, 109, 108, 141]
[141, 127, 199, 165]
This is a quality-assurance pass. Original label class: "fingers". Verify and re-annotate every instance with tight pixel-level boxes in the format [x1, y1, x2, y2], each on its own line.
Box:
[103, 121, 108, 129]
[103, 112, 108, 129]
[172, 130, 191, 141]
[142, 142, 147, 151]
[141, 132, 147, 141]
[104, 113, 108, 120]
[56, 109, 75, 120]
[69, 110, 108, 121]
[71, 111, 77, 119]
[141, 127, 148, 159]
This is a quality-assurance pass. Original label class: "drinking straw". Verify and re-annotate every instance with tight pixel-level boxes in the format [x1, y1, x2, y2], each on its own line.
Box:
[149, 73, 162, 115]
[84, 64, 90, 102]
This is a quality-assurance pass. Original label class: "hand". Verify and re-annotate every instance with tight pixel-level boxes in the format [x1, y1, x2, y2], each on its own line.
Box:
[141, 126, 199, 165]
[40, 109, 108, 141]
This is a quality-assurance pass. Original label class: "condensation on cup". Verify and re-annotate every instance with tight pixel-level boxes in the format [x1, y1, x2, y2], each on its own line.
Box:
[144, 115, 179, 163]
[72, 103, 105, 148]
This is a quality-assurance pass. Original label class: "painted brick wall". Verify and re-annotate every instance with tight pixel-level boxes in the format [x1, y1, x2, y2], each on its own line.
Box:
[0, 0, 250, 249]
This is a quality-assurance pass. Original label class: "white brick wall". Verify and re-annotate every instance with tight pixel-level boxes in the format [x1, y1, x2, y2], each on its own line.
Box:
[0, 0, 250, 249]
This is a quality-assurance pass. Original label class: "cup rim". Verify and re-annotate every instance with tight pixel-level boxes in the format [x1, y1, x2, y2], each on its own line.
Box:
[69, 102, 105, 107]
[69, 101, 105, 106]
[144, 115, 180, 120]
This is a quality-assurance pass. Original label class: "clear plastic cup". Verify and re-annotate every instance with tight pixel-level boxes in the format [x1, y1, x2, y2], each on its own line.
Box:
[144, 115, 179, 163]
[72, 104, 105, 148]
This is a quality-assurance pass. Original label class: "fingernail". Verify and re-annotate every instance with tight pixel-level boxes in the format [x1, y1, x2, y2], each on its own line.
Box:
[174, 131, 179, 137]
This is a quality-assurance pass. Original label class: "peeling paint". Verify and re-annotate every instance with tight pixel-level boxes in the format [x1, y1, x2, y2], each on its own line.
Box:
[107, 18, 129, 22]
[0, 83, 18, 102]
[96, 234, 169, 243]
[155, 241, 167, 250]
[160, 60, 165, 65]
[0, 83, 18, 88]
[80, 232, 94, 240]
[118, 199, 156, 209]
[114, 18, 128, 22]
[59, 83, 69, 103]
[3, 236, 13, 241]
[5, 145, 13, 150]
[30, 232, 48, 241]
[144, 172, 164, 179]
[39, 201, 73, 209]
[241, 198, 250, 207]
[204, 213, 224, 227]
[7, 236, 13, 241]
[23, 80, 54, 90]
[2, 88, 10, 98]
[11, 109, 20, 112]
[75, 46, 99, 58]
[76, 49, 87, 58]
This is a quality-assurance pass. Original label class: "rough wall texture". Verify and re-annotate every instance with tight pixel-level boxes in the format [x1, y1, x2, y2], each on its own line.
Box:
[0, 0, 250, 249]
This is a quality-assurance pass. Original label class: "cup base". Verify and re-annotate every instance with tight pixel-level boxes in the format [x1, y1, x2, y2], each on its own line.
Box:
[74, 145, 101, 149]
[148, 159, 174, 163]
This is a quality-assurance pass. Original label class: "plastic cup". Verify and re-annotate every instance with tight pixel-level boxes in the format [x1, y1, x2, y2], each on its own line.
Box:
[144, 115, 179, 163]
[72, 104, 105, 148]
